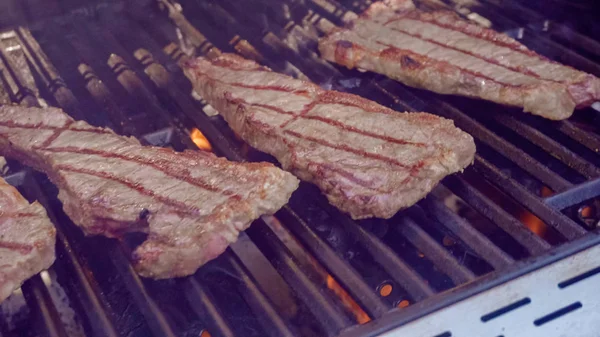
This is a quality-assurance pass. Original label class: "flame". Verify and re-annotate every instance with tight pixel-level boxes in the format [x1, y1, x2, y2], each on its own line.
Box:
[326, 275, 371, 324]
[520, 211, 546, 236]
[190, 128, 212, 151]
[200, 331, 211, 337]
[519, 186, 553, 237]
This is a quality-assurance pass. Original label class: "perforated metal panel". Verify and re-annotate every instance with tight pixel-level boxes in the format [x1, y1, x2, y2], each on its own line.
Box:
[379, 244, 600, 337]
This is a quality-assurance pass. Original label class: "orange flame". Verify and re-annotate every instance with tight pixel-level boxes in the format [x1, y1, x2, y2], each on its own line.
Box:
[326, 276, 371, 324]
[520, 186, 553, 237]
[190, 128, 212, 151]
[200, 331, 211, 337]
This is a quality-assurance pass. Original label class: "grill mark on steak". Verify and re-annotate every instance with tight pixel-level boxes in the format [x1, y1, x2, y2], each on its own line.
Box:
[0, 240, 33, 254]
[300, 114, 427, 147]
[55, 165, 201, 216]
[283, 138, 388, 192]
[375, 41, 522, 88]
[0, 212, 39, 219]
[284, 129, 420, 169]
[39, 146, 240, 198]
[385, 12, 538, 58]
[385, 26, 552, 82]
[279, 101, 318, 128]
[250, 103, 296, 116]
[196, 67, 413, 118]
[228, 95, 427, 147]
[38, 120, 75, 148]
[0, 120, 113, 135]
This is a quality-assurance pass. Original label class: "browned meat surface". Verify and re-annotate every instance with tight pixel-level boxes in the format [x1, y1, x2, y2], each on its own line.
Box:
[318, 0, 600, 120]
[184, 54, 475, 220]
[0, 105, 299, 279]
[0, 177, 55, 302]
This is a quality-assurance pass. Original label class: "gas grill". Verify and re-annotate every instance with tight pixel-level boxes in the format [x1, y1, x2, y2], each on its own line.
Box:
[0, 0, 599, 336]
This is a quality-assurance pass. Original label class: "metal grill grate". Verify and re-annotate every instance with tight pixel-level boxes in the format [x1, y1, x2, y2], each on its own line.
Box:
[0, 0, 598, 336]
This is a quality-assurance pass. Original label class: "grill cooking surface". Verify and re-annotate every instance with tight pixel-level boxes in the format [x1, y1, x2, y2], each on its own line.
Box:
[0, 0, 599, 336]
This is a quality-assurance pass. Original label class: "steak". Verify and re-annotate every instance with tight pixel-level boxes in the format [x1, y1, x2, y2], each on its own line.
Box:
[0, 177, 56, 302]
[0, 105, 299, 279]
[318, 0, 600, 120]
[184, 54, 475, 219]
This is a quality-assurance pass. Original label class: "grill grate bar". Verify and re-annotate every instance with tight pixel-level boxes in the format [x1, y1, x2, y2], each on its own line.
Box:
[183, 277, 236, 337]
[443, 175, 552, 255]
[276, 206, 390, 318]
[246, 220, 353, 336]
[555, 120, 600, 155]
[490, 114, 600, 179]
[421, 99, 573, 192]
[417, 196, 515, 270]
[224, 251, 298, 337]
[21, 276, 69, 337]
[545, 178, 600, 211]
[14, 27, 84, 120]
[24, 174, 120, 337]
[324, 206, 436, 301]
[473, 156, 588, 240]
[396, 217, 477, 284]
[108, 242, 178, 337]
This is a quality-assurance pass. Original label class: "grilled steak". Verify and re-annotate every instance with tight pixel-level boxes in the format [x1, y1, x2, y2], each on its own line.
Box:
[0, 105, 299, 279]
[184, 54, 475, 219]
[0, 177, 56, 302]
[318, 0, 600, 120]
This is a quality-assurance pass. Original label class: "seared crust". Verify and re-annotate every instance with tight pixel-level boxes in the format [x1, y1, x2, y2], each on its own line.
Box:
[0, 177, 56, 302]
[318, 0, 600, 120]
[184, 53, 476, 219]
[0, 105, 299, 279]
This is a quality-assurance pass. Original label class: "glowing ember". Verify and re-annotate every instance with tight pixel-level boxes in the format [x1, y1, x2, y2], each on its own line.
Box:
[398, 300, 410, 308]
[190, 128, 212, 151]
[581, 206, 593, 218]
[378, 283, 393, 297]
[326, 276, 371, 324]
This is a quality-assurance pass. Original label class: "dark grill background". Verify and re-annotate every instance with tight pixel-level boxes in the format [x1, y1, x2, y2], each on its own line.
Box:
[0, 0, 599, 336]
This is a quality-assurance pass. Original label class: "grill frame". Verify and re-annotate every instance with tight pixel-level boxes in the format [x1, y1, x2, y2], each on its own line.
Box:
[0, 0, 599, 336]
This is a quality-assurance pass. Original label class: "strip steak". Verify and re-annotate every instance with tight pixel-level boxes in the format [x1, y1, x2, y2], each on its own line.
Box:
[0, 177, 55, 302]
[318, 0, 600, 120]
[0, 105, 299, 279]
[184, 54, 475, 219]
